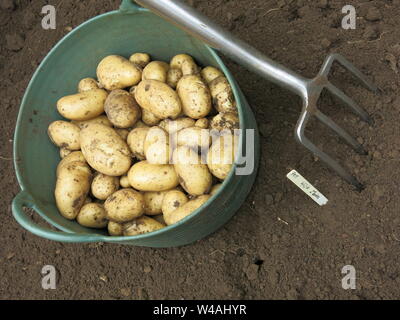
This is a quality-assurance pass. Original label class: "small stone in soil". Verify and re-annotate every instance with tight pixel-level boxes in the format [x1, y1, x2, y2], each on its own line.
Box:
[321, 38, 331, 49]
[143, 266, 152, 273]
[120, 288, 131, 297]
[365, 7, 382, 22]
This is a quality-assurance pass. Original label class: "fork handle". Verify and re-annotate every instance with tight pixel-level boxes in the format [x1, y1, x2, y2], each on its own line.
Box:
[135, 0, 308, 96]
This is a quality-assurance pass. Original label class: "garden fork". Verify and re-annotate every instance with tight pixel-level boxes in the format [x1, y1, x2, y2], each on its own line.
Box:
[136, 0, 378, 191]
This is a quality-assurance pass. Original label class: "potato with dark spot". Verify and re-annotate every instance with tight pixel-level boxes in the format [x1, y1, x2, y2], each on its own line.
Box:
[55, 161, 92, 220]
[142, 61, 169, 83]
[135, 80, 182, 119]
[164, 195, 210, 226]
[78, 78, 99, 93]
[129, 52, 151, 69]
[91, 173, 120, 200]
[176, 75, 212, 119]
[48, 120, 81, 150]
[210, 112, 239, 132]
[123, 216, 164, 236]
[209, 76, 237, 114]
[167, 68, 183, 88]
[143, 189, 178, 216]
[161, 190, 188, 216]
[104, 188, 145, 223]
[173, 146, 212, 196]
[108, 221, 123, 236]
[57, 89, 108, 121]
[77, 203, 108, 228]
[97, 55, 142, 90]
[80, 124, 132, 176]
[128, 161, 179, 192]
[104, 89, 141, 128]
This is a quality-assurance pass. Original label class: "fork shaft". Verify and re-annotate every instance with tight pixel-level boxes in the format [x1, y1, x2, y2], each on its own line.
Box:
[135, 0, 308, 97]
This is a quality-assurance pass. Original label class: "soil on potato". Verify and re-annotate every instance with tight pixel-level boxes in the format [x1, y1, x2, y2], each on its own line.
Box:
[1, 0, 400, 300]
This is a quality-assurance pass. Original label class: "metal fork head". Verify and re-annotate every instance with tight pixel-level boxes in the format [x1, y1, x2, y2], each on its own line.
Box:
[294, 53, 379, 191]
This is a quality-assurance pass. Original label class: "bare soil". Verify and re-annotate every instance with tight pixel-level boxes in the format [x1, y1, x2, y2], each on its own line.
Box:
[1, 0, 400, 300]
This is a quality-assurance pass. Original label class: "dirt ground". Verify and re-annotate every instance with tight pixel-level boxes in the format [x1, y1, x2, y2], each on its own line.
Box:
[1, 0, 400, 300]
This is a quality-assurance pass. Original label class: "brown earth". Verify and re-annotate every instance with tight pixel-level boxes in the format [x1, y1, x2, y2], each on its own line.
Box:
[1, 0, 400, 300]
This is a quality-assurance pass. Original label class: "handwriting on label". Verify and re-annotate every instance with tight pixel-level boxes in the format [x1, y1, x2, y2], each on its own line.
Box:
[286, 170, 328, 206]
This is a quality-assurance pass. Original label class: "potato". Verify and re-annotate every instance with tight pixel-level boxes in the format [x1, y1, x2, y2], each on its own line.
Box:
[159, 117, 195, 135]
[142, 61, 169, 83]
[108, 221, 123, 236]
[80, 124, 132, 176]
[195, 118, 209, 129]
[72, 115, 112, 130]
[123, 216, 164, 236]
[128, 161, 179, 192]
[48, 121, 80, 150]
[91, 173, 120, 200]
[97, 55, 142, 90]
[209, 76, 237, 113]
[116, 129, 130, 141]
[170, 54, 199, 76]
[77, 203, 108, 228]
[210, 183, 222, 196]
[201, 66, 223, 84]
[164, 195, 210, 225]
[167, 68, 183, 88]
[173, 146, 212, 196]
[135, 80, 182, 119]
[210, 112, 240, 132]
[56, 151, 86, 177]
[129, 52, 151, 69]
[207, 133, 238, 180]
[176, 126, 211, 150]
[132, 120, 149, 129]
[161, 190, 188, 216]
[177, 75, 212, 119]
[60, 148, 72, 159]
[55, 161, 92, 220]
[120, 175, 131, 188]
[78, 78, 99, 93]
[143, 190, 171, 216]
[57, 89, 108, 121]
[144, 126, 170, 164]
[127, 127, 149, 160]
[104, 89, 141, 128]
[141, 108, 162, 126]
[104, 188, 145, 223]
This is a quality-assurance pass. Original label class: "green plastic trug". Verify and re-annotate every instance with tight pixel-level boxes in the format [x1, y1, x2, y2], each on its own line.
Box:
[12, 1, 260, 247]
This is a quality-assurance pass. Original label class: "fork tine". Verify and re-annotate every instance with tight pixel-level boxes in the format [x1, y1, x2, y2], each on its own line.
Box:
[329, 53, 378, 92]
[295, 110, 363, 190]
[326, 83, 373, 124]
[315, 110, 367, 154]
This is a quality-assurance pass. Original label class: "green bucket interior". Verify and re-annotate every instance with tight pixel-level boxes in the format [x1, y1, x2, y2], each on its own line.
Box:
[13, 3, 257, 245]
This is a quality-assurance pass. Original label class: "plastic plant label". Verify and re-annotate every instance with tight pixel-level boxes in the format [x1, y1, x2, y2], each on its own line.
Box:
[286, 170, 328, 206]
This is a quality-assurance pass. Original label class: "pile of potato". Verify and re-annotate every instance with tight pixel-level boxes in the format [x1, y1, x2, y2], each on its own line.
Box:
[48, 52, 239, 236]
